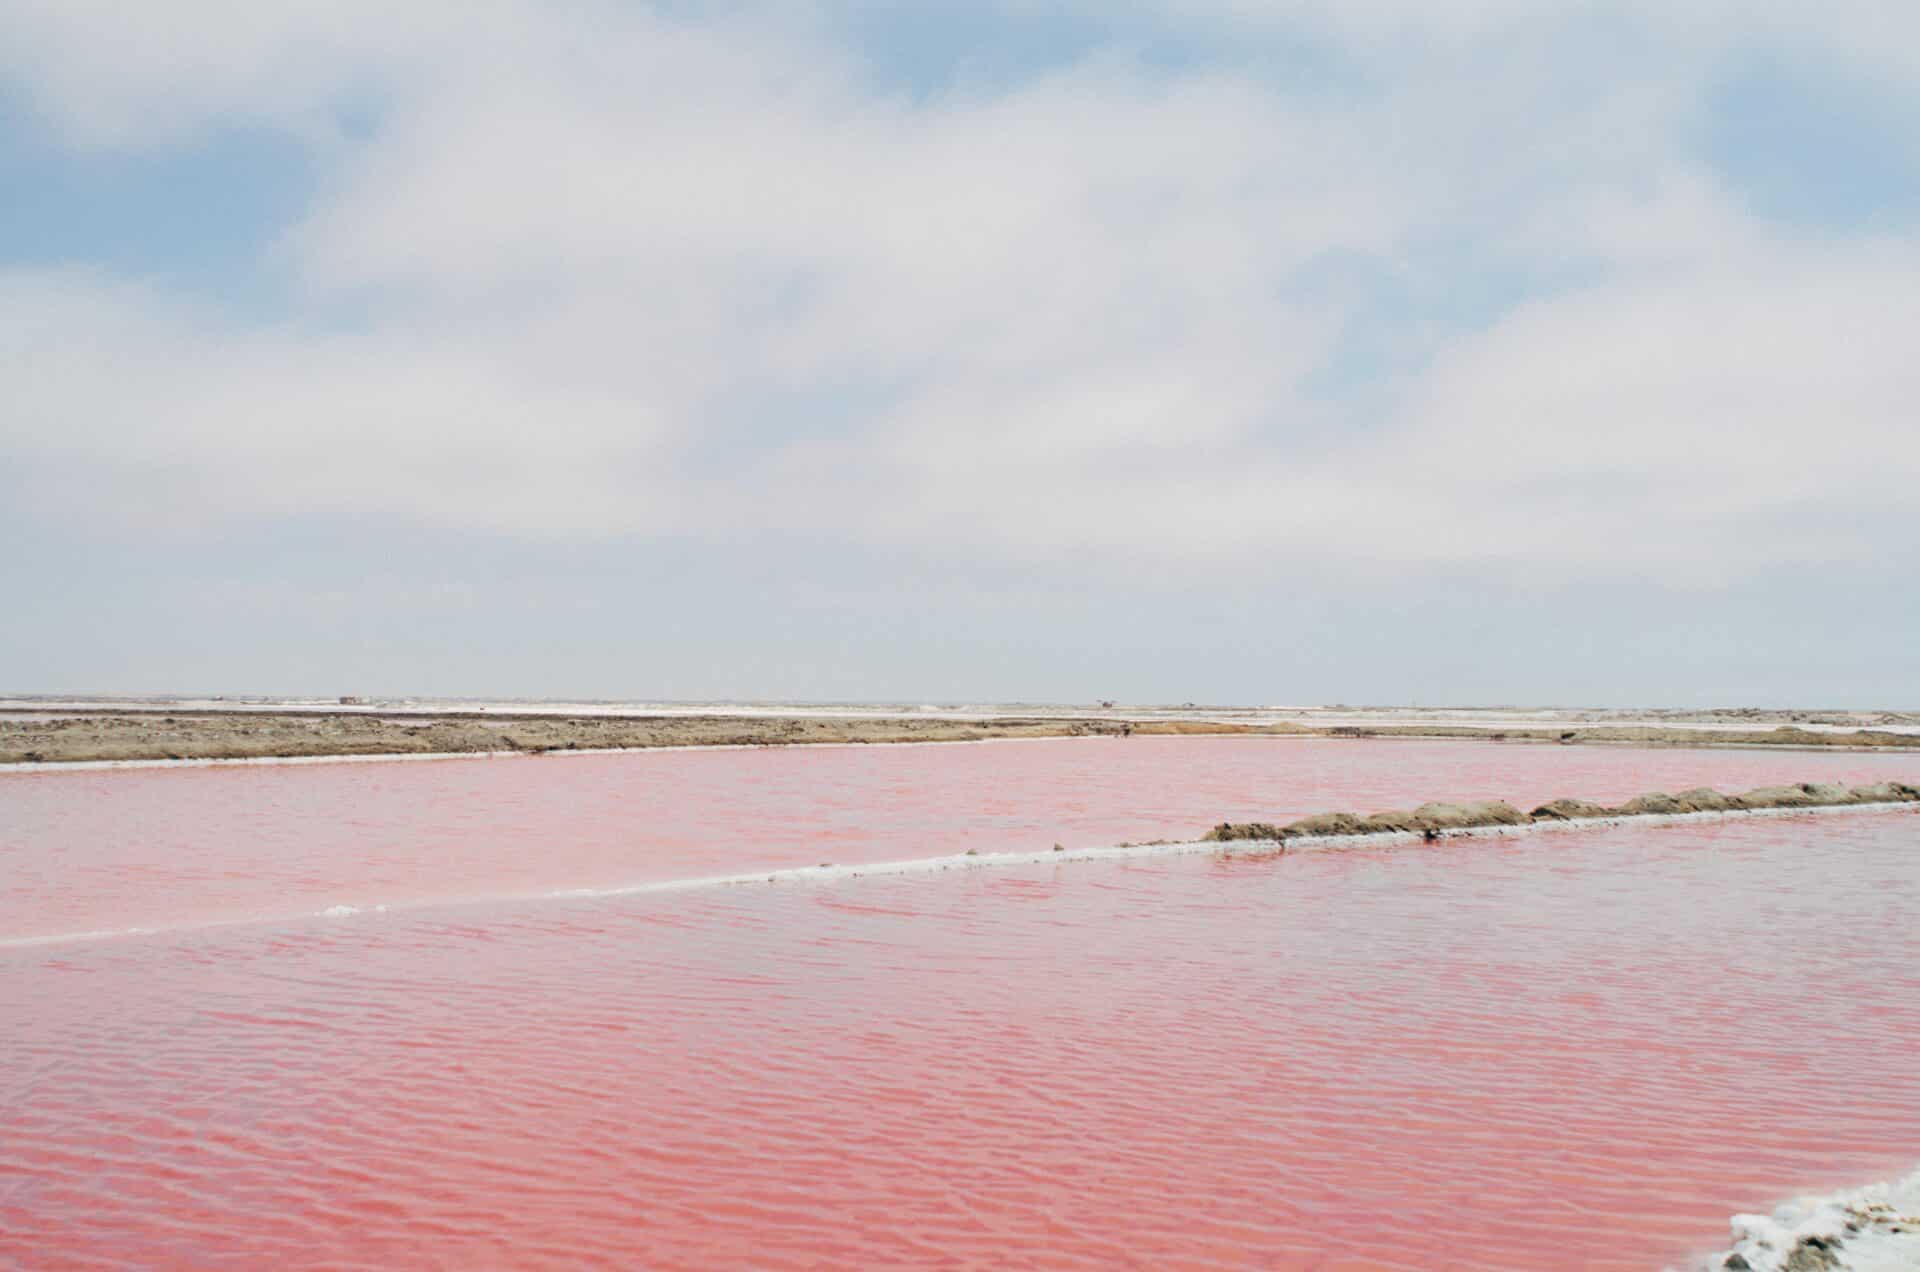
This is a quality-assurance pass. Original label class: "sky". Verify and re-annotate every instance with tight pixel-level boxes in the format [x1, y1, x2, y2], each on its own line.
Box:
[3, 1, 1918, 707]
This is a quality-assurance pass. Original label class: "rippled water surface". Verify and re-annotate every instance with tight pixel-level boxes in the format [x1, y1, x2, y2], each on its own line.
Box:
[3, 739, 1918, 1269]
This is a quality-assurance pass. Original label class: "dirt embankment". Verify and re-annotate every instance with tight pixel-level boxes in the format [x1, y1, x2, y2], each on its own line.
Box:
[0, 712, 1311, 765]
[4, 708, 1919, 766]
[1205, 781, 1920, 843]
[1319, 723, 1920, 749]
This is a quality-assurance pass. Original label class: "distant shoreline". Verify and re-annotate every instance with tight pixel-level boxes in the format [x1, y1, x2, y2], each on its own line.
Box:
[4, 704, 1919, 766]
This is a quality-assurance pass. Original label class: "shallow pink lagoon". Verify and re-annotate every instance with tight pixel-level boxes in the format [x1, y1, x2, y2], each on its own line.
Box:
[5, 736, 1920, 943]
[3, 738, 1918, 1269]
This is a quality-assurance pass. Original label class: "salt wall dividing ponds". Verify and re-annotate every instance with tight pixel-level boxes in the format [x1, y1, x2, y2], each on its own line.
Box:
[2, 737, 1919, 1269]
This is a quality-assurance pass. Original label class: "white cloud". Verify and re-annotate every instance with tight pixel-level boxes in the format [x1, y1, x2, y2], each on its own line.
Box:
[1329, 244, 1920, 575]
[2, 0, 1916, 584]
[1153, 0, 1920, 68]
[0, 271, 688, 537]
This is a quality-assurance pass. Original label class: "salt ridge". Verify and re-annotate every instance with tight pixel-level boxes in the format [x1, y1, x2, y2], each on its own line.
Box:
[4, 798, 1913, 951]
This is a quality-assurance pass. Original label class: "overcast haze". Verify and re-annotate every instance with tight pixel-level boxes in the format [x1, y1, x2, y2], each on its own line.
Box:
[3, 1, 1918, 705]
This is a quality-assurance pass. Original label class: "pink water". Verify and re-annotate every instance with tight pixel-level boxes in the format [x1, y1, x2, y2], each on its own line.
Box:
[2, 739, 1919, 1270]
[4, 737, 1919, 943]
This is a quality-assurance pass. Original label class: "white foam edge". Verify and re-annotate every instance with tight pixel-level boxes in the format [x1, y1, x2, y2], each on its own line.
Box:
[4, 799, 1914, 951]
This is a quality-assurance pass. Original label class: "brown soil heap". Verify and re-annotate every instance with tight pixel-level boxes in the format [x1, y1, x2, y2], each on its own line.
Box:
[5, 704, 1920, 767]
[0, 711, 1309, 765]
[1205, 782, 1920, 843]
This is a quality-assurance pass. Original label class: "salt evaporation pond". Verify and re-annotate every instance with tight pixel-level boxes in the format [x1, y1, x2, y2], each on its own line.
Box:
[3, 737, 1918, 1269]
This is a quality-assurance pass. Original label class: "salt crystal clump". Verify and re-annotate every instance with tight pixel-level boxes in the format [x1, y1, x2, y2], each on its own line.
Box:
[1710, 1168, 1920, 1271]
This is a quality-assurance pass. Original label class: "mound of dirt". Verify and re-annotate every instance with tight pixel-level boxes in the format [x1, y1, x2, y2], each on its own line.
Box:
[1211, 781, 1919, 844]
[1529, 798, 1615, 821]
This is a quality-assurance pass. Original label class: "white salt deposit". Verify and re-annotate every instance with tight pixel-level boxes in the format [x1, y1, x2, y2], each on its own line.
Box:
[1704, 1169, 1920, 1271]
